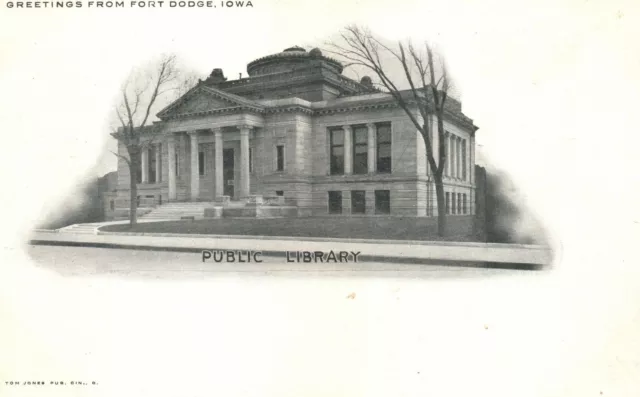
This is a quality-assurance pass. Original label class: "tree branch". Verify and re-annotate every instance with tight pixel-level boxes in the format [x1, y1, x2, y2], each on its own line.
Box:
[110, 150, 131, 166]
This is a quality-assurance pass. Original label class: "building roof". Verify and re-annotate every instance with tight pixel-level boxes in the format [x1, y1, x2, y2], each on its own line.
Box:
[153, 46, 476, 131]
[156, 83, 265, 121]
[246, 45, 344, 76]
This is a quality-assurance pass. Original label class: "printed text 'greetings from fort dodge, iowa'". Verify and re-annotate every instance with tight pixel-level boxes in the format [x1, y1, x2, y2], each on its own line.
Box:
[6, 0, 254, 8]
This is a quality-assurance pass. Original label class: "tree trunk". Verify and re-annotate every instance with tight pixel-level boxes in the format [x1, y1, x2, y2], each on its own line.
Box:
[433, 173, 446, 237]
[128, 151, 140, 227]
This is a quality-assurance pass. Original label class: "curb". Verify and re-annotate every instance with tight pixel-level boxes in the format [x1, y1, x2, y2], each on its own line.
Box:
[96, 229, 549, 250]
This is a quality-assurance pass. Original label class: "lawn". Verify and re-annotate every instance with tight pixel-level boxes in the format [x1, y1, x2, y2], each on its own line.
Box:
[100, 216, 480, 241]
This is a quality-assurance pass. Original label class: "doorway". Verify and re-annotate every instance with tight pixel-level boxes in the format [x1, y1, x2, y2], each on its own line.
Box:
[223, 148, 235, 198]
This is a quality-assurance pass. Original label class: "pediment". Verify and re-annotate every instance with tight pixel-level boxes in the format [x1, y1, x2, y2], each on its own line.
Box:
[157, 85, 262, 120]
[165, 90, 236, 116]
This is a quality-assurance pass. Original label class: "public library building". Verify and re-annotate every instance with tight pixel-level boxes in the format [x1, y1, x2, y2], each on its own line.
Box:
[109, 46, 478, 219]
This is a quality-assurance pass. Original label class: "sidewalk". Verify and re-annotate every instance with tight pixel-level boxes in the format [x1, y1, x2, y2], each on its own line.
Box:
[29, 223, 554, 269]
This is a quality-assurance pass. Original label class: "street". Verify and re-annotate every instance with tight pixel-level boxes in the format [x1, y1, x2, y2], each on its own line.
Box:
[2, 245, 637, 397]
[26, 244, 520, 279]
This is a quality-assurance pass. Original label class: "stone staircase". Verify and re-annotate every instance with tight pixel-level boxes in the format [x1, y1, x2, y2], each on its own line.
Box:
[140, 201, 216, 220]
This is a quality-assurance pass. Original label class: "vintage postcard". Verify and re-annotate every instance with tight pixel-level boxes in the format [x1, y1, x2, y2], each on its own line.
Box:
[1, 0, 638, 396]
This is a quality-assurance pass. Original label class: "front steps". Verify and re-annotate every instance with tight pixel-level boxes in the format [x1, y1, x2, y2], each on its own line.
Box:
[140, 202, 214, 220]
[126, 199, 300, 221]
[222, 206, 298, 218]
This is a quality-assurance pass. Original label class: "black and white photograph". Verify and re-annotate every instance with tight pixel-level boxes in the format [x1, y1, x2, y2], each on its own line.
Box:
[1, 0, 638, 396]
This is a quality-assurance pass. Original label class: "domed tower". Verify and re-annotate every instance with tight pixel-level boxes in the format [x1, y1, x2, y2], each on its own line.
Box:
[211, 45, 374, 101]
[246, 46, 343, 77]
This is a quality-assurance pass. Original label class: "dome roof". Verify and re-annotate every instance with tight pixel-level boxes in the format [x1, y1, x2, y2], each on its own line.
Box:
[247, 45, 343, 76]
[283, 45, 306, 52]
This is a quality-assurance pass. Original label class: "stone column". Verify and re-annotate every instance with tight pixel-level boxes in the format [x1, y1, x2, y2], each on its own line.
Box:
[431, 126, 438, 173]
[167, 135, 177, 200]
[214, 128, 223, 199]
[470, 136, 475, 185]
[453, 137, 458, 179]
[470, 135, 476, 215]
[141, 147, 149, 183]
[445, 133, 450, 177]
[458, 138, 462, 179]
[366, 123, 376, 173]
[343, 125, 353, 175]
[155, 144, 161, 183]
[462, 139, 467, 181]
[188, 131, 199, 201]
[452, 135, 458, 179]
[239, 125, 251, 198]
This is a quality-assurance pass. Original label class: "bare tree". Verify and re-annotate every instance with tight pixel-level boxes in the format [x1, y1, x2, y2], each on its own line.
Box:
[111, 54, 196, 226]
[175, 72, 201, 99]
[327, 26, 452, 236]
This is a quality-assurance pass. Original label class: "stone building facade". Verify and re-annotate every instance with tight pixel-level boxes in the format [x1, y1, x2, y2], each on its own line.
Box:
[110, 46, 478, 218]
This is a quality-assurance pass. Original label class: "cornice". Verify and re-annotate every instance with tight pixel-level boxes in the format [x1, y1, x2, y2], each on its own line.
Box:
[162, 105, 265, 121]
[315, 99, 476, 131]
[314, 102, 398, 115]
[155, 93, 476, 132]
[265, 106, 314, 115]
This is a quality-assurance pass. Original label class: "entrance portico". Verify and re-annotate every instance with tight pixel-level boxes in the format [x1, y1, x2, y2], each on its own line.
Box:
[164, 123, 258, 202]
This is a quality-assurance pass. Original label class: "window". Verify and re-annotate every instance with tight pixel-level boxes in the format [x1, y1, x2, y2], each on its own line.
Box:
[458, 193, 462, 215]
[249, 148, 253, 173]
[445, 192, 450, 215]
[276, 145, 284, 172]
[109, 200, 115, 211]
[352, 125, 368, 174]
[328, 191, 342, 214]
[376, 124, 392, 173]
[375, 190, 391, 214]
[329, 128, 344, 175]
[198, 151, 205, 176]
[351, 190, 366, 214]
[175, 152, 179, 177]
[463, 194, 467, 215]
[276, 190, 284, 196]
[136, 165, 142, 184]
